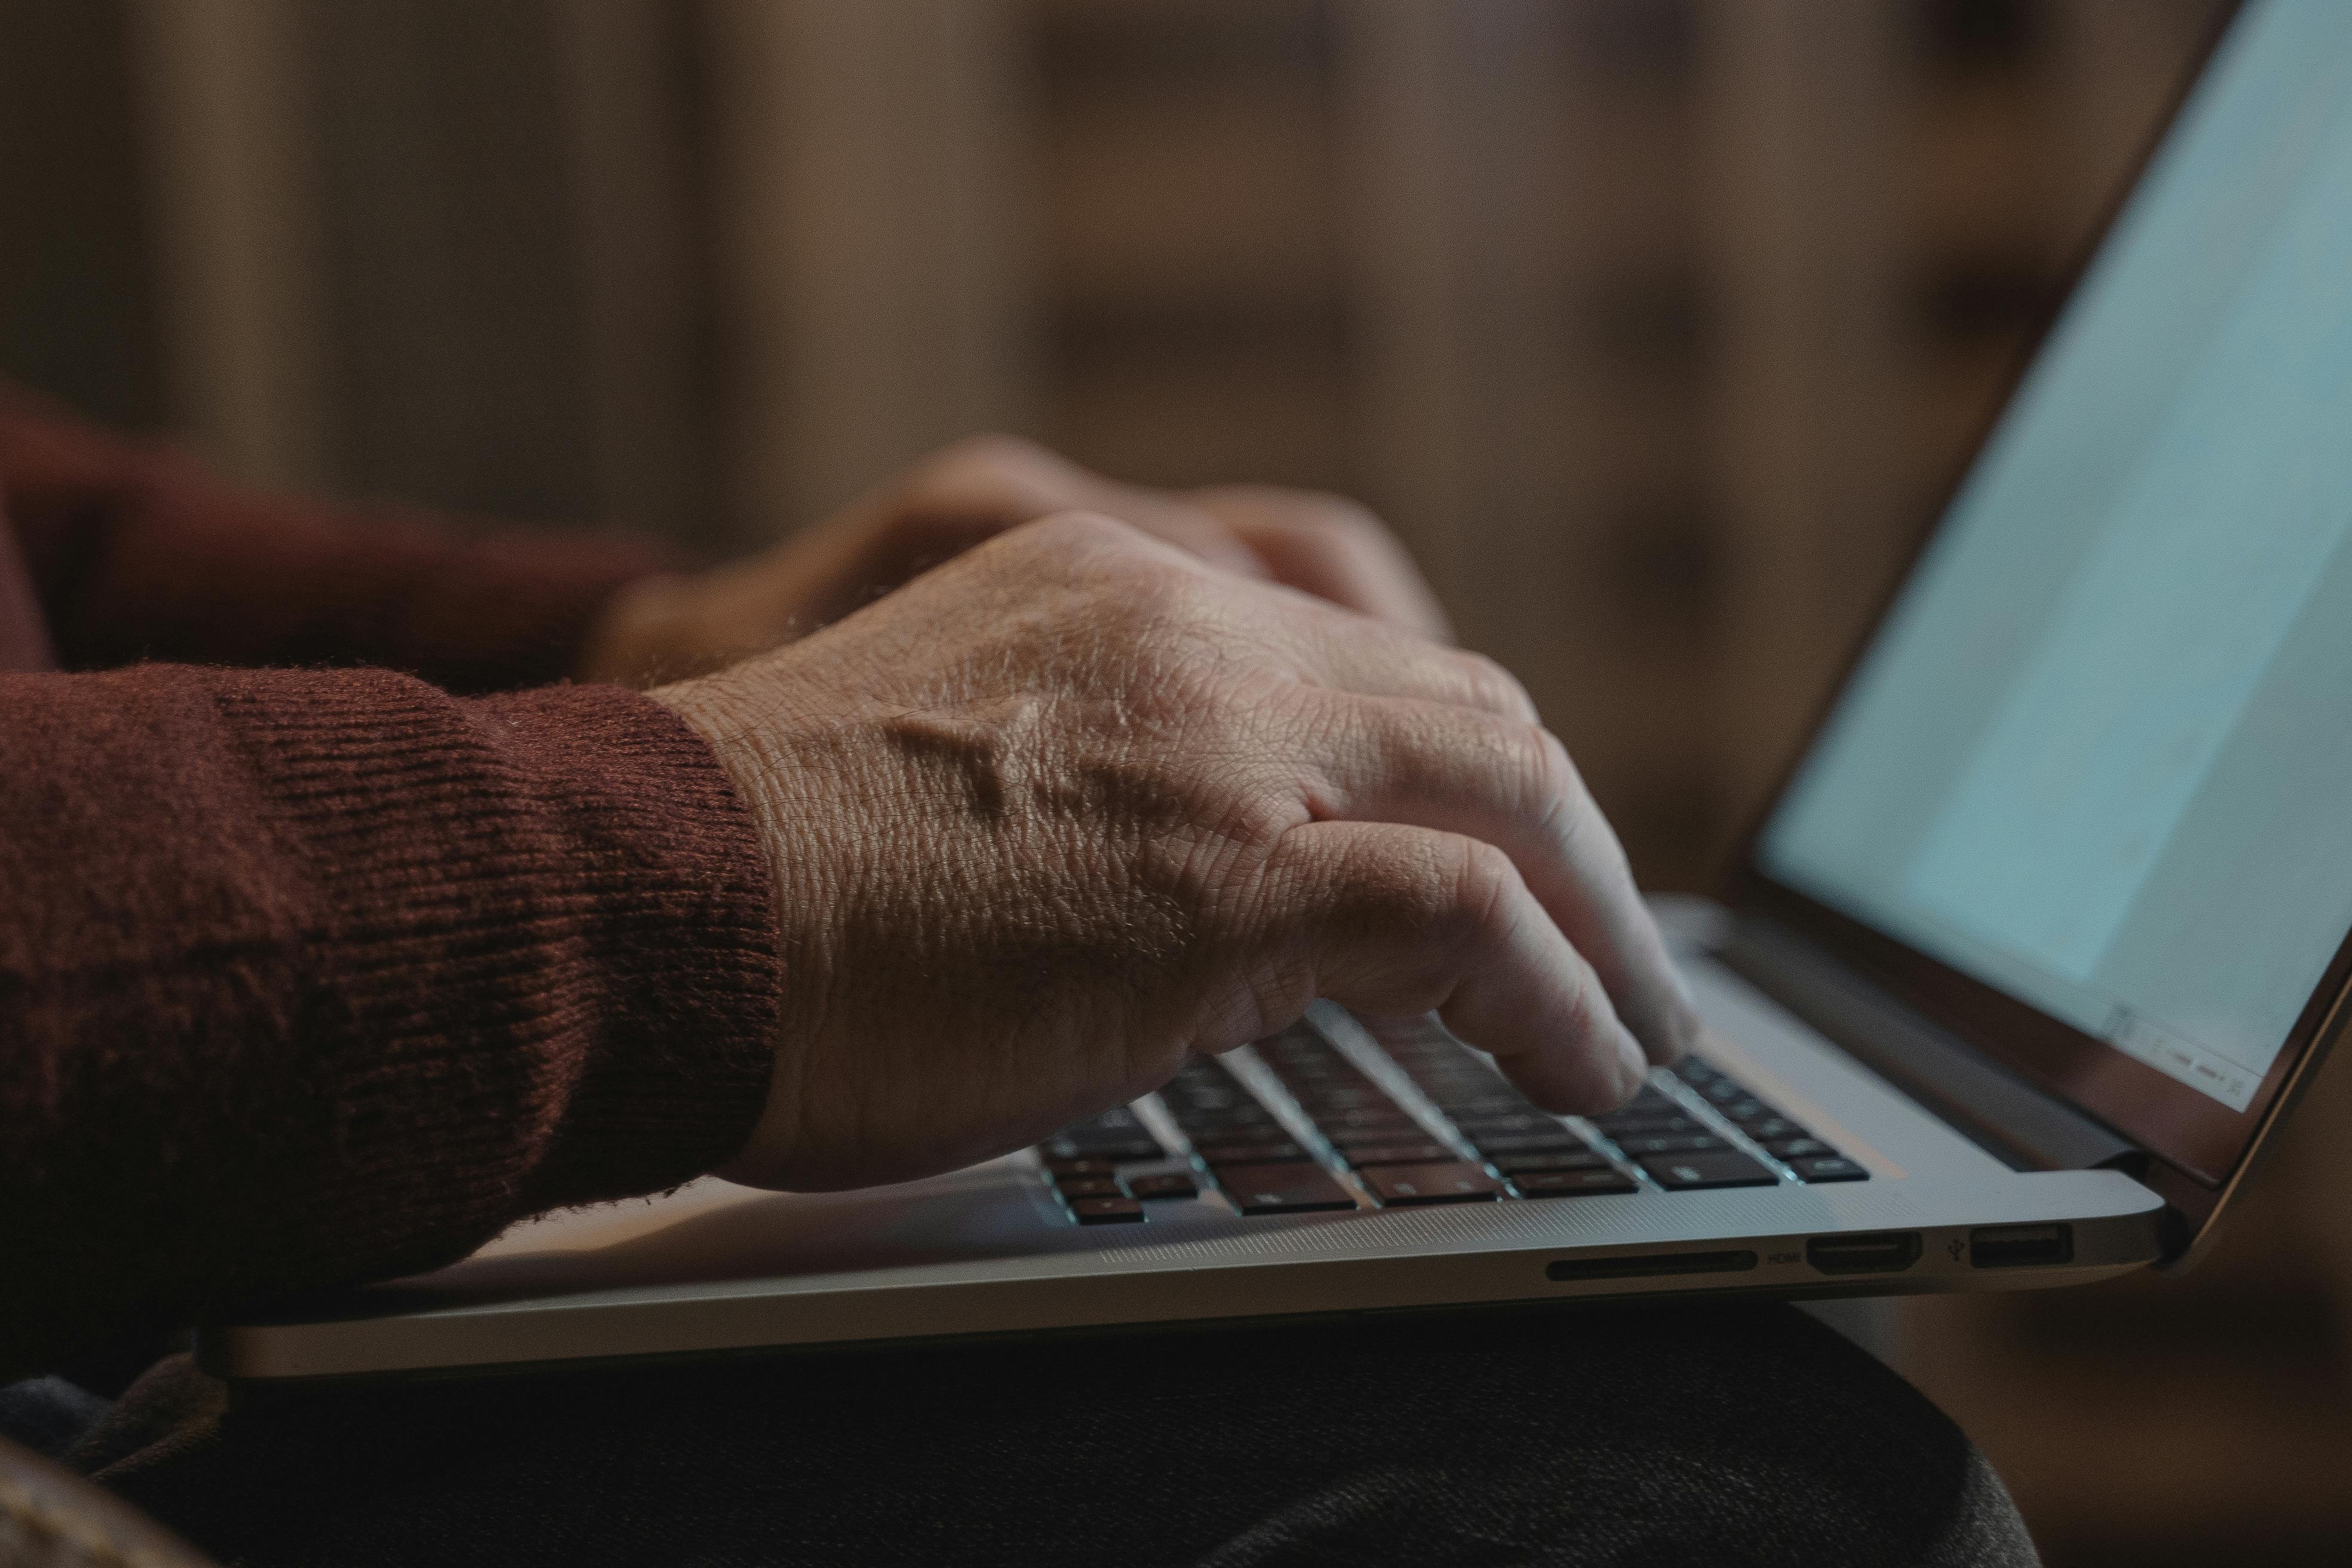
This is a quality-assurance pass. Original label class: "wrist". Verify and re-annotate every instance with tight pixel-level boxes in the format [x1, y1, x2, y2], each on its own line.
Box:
[647, 665, 827, 1187]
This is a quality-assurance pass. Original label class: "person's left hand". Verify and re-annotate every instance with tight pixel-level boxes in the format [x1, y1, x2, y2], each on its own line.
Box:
[578, 436, 1450, 685]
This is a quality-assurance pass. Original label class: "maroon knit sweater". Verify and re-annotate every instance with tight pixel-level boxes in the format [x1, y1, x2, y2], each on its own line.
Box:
[0, 387, 782, 1379]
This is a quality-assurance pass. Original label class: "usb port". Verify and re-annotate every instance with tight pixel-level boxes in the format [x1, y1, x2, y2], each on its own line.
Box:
[1806, 1231, 1922, 1276]
[1969, 1223, 2073, 1269]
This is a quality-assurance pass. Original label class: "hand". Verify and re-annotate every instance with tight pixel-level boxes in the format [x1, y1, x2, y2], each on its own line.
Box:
[581, 436, 1449, 685]
[650, 511, 1696, 1192]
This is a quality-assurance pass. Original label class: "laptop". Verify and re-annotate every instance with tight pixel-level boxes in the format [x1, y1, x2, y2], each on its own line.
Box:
[205, 0, 2352, 1381]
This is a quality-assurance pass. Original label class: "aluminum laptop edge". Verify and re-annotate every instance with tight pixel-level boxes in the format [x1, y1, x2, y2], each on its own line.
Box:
[204, 0, 2351, 1382]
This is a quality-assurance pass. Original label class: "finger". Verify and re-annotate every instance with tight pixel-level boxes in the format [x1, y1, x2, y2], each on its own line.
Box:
[1081, 526, 1534, 721]
[1259, 820, 1647, 1111]
[1088, 488, 1271, 581]
[896, 437, 1273, 581]
[1296, 691, 1700, 1066]
[1240, 580, 1538, 721]
[1190, 486, 1453, 642]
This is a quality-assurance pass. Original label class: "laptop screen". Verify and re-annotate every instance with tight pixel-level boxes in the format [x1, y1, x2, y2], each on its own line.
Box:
[1753, 0, 2352, 1182]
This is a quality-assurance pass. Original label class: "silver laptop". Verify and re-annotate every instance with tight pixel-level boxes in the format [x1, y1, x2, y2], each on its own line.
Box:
[206, 0, 2352, 1382]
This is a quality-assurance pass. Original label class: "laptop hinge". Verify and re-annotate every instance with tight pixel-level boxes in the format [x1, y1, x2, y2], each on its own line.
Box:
[1721, 914, 2146, 1177]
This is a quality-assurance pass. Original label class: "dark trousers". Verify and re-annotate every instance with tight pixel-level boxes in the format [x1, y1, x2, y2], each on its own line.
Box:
[62, 1300, 2035, 1567]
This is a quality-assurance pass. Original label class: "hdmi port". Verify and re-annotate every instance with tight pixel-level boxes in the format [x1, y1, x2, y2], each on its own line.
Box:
[1806, 1232, 1924, 1276]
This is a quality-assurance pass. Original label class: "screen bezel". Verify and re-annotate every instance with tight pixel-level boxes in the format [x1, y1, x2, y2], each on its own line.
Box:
[1728, 0, 2352, 1189]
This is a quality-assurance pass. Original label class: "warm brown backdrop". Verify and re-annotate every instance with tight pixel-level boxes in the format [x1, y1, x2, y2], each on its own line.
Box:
[4, 2, 2345, 1563]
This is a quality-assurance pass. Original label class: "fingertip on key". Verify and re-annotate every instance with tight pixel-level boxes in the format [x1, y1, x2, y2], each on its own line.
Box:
[1611, 1024, 1652, 1105]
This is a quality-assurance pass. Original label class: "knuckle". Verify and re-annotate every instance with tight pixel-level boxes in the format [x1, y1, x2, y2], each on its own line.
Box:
[1493, 716, 1555, 791]
[1216, 782, 1299, 858]
[1552, 963, 1602, 1045]
[1143, 792, 1294, 920]
[1456, 651, 1538, 720]
[1208, 485, 1396, 554]
[1360, 834, 1516, 954]
[1526, 724, 1582, 811]
[1522, 725, 1609, 861]
[1447, 837, 1520, 935]
[1481, 717, 1570, 836]
[1291, 492, 1391, 547]
[1260, 494, 1383, 550]
[921, 432, 1057, 491]
[1105, 546, 1212, 628]
[904, 434, 1076, 520]
[1016, 507, 1138, 561]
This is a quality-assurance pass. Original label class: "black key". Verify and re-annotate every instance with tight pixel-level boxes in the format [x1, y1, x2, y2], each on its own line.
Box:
[1166, 1102, 1273, 1128]
[1674, 1058, 1724, 1085]
[1176, 1122, 1275, 1144]
[1212, 1162, 1359, 1215]
[1590, 1114, 1707, 1137]
[1330, 1123, 1435, 1148]
[1042, 1157, 1120, 1177]
[1640, 1152, 1779, 1190]
[1742, 1117, 1808, 1143]
[1341, 1141, 1455, 1166]
[1320, 1125, 1429, 1150]
[1053, 1177, 1124, 1199]
[1125, 1171, 1200, 1200]
[1467, 1132, 1593, 1156]
[1043, 1135, 1164, 1163]
[1176, 1114, 1288, 1142]
[1613, 1134, 1727, 1157]
[1764, 1138, 1834, 1161]
[1162, 1082, 1244, 1107]
[1160, 1059, 1253, 1110]
[1512, 1168, 1639, 1198]
[1434, 1097, 1535, 1120]
[1409, 1060, 1508, 1083]
[1715, 1098, 1772, 1122]
[1261, 1030, 1328, 1060]
[1493, 1150, 1610, 1174]
[1791, 1156, 1867, 1183]
[1187, 1123, 1296, 1147]
[1450, 1112, 1560, 1137]
[1315, 1109, 1422, 1134]
[1361, 1162, 1503, 1206]
[1069, 1196, 1147, 1224]
[1192, 1140, 1309, 1165]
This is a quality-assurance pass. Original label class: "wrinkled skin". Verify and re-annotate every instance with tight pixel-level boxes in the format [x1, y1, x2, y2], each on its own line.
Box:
[581, 434, 1452, 685]
[653, 512, 1698, 1193]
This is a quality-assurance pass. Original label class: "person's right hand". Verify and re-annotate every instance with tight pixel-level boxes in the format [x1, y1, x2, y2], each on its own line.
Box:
[651, 512, 1698, 1193]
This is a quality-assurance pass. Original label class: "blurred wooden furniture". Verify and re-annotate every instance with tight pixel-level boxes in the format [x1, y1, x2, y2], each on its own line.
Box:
[114, 0, 2230, 892]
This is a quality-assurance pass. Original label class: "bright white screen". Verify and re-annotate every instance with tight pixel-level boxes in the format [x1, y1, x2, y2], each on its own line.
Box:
[1760, 0, 2352, 1112]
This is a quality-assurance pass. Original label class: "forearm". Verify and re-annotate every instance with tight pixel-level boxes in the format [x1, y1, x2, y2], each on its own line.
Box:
[1, 386, 667, 690]
[0, 667, 779, 1378]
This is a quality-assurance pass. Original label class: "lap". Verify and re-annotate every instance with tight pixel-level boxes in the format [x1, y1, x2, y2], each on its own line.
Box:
[82, 1300, 2036, 1568]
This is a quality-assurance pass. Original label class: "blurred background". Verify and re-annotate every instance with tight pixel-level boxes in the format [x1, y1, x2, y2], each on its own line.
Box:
[2, 0, 2345, 1561]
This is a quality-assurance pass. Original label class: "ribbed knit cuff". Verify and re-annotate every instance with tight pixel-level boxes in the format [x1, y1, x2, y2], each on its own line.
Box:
[213, 670, 780, 1267]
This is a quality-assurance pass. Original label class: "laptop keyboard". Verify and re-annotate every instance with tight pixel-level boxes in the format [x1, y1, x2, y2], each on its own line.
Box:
[1033, 1019, 1865, 1224]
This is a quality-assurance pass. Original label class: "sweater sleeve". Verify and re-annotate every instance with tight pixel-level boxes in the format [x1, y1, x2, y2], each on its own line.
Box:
[0, 385, 669, 692]
[0, 666, 782, 1380]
